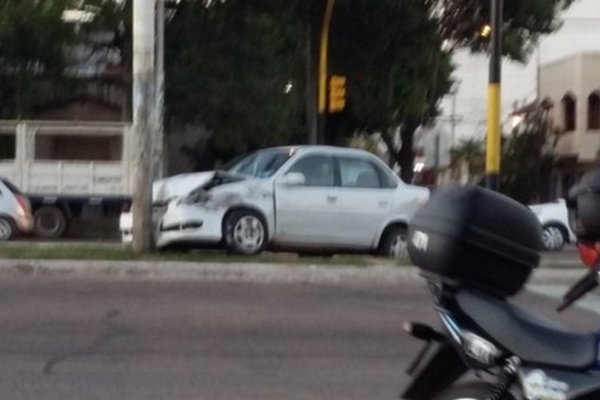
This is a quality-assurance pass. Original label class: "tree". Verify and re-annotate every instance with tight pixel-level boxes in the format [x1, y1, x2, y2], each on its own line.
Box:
[449, 138, 485, 183]
[326, 0, 573, 182]
[0, 0, 131, 118]
[327, 0, 453, 182]
[500, 108, 558, 204]
[164, 1, 306, 168]
[0, 0, 77, 116]
[437, 0, 575, 61]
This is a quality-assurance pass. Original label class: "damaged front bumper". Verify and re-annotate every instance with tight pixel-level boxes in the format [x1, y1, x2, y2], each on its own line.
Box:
[119, 204, 226, 248]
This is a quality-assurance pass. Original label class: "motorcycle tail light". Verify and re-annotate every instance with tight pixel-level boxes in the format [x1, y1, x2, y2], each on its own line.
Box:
[577, 242, 600, 268]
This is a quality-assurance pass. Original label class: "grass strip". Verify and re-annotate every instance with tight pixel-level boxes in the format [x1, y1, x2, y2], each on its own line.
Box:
[0, 242, 407, 266]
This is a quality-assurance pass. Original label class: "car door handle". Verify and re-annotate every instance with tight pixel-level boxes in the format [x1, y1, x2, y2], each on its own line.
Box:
[327, 195, 338, 203]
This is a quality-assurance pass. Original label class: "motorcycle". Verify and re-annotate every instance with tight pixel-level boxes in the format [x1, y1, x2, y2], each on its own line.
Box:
[401, 185, 600, 400]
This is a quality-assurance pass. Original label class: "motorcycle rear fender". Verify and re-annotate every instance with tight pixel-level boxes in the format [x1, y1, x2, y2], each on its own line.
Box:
[401, 340, 468, 400]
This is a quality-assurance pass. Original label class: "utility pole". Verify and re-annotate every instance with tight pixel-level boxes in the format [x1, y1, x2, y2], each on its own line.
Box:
[154, 0, 165, 179]
[486, 0, 502, 191]
[132, 0, 156, 253]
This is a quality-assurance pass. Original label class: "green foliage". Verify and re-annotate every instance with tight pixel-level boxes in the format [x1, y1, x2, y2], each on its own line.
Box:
[165, 1, 306, 166]
[500, 109, 558, 203]
[447, 138, 485, 184]
[331, 0, 452, 131]
[437, 0, 575, 61]
[0, 0, 78, 116]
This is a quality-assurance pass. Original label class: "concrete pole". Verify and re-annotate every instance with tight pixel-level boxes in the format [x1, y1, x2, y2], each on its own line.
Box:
[154, 0, 165, 179]
[132, 0, 156, 253]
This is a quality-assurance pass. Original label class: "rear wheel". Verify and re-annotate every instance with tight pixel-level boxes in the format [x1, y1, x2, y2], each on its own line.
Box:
[0, 218, 14, 241]
[378, 225, 408, 258]
[541, 224, 567, 251]
[34, 206, 68, 238]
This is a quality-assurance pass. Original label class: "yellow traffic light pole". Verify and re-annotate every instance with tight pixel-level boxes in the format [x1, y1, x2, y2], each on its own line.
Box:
[316, 0, 335, 143]
[318, 0, 335, 115]
[486, 0, 502, 191]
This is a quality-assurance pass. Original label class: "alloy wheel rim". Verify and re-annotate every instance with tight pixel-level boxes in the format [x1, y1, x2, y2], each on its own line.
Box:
[542, 227, 563, 250]
[0, 220, 11, 240]
[233, 216, 264, 251]
[390, 233, 407, 257]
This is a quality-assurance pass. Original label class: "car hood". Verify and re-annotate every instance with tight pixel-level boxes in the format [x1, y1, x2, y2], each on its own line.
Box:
[153, 171, 247, 202]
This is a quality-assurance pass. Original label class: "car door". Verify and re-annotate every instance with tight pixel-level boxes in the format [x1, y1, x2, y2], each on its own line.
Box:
[332, 155, 396, 247]
[274, 153, 339, 245]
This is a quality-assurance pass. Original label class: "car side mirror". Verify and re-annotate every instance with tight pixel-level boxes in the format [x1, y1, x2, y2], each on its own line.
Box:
[280, 172, 305, 186]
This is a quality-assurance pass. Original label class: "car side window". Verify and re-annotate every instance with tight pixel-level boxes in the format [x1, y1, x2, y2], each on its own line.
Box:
[287, 155, 335, 187]
[338, 157, 396, 189]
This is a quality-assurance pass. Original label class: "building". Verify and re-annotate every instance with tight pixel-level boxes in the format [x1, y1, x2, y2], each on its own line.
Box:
[539, 52, 600, 195]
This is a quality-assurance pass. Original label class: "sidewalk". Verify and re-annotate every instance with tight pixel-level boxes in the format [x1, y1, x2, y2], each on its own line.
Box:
[0, 258, 585, 286]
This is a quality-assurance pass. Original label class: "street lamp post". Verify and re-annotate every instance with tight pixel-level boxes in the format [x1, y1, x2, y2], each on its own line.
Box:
[486, 0, 502, 191]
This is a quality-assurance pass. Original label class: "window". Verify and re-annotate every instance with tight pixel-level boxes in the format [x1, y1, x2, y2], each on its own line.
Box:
[588, 92, 600, 130]
[0, 133, 15, 160]
[228, 149, 294, 178]
[287, 155, 335, 187]
[337, 157, 394, 189]
[562, 94, 576, 132]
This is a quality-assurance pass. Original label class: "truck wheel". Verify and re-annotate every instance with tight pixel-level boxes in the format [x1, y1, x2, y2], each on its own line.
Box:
[0, 218, 14, 241]
[223, 210, 267, 255]
[34, 206, 68, 238]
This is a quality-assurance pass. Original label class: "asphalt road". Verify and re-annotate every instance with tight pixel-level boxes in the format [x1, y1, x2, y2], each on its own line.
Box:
[0, 274, 597, 400]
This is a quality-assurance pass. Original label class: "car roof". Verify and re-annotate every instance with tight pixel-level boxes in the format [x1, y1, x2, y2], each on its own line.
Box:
[264, 145, 376, 157]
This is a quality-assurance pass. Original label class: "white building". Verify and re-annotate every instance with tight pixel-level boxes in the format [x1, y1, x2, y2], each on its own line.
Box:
[437, 0, 600, 145]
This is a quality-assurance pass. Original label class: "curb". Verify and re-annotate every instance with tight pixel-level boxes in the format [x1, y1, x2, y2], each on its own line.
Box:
[0, 259, 586, 286]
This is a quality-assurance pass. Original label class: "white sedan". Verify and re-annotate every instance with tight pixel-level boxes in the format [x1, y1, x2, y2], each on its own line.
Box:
[120, 146, 430, 257]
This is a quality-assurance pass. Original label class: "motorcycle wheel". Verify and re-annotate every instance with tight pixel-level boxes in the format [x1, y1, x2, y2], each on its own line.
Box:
[432, 382, 514, 400]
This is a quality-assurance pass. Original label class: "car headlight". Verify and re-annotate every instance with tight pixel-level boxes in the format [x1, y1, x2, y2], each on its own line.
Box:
[181, 189, 212, 205]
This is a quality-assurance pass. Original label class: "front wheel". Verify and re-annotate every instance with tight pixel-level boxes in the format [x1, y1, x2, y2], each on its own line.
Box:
[433, 382, 513, 400]
[378, 225, 408, 258]
[541, 224, 567, 251]
[223, 210, 267, 255]
[0, 218, 14, 241]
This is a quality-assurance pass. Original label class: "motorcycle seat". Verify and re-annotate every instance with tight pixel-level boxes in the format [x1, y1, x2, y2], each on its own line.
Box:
[456, 290, 597, 369]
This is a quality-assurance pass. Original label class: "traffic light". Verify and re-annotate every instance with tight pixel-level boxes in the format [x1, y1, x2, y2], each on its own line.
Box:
[329, 75, 346, 113]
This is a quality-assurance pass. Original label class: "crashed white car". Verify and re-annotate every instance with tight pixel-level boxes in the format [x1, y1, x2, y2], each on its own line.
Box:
[120, 146, 430, 256]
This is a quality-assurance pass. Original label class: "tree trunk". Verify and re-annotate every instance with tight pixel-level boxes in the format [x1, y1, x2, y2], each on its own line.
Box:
[398, 115, 420, 183]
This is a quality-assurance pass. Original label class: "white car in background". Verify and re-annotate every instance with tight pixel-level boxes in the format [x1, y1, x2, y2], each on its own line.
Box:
[0, 177, 34, 241]
[120, 146, 430, 257]
[528, 198, 576, 251]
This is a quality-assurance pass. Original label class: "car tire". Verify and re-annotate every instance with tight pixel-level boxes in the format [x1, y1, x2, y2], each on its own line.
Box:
[541, 224, 567, 251]
[378, 225, 408, 258]
[0, 218, 14, 241]
[223, 210, 267, 255]
[33, 206, 68, 239]
[432, 381, 513, 400]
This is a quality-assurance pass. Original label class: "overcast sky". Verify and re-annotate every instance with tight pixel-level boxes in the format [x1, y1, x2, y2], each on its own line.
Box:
[438, 0, 600, 144]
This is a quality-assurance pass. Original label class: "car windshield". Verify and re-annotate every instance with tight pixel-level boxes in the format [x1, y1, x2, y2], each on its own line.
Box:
[228, 149, 295, 178]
